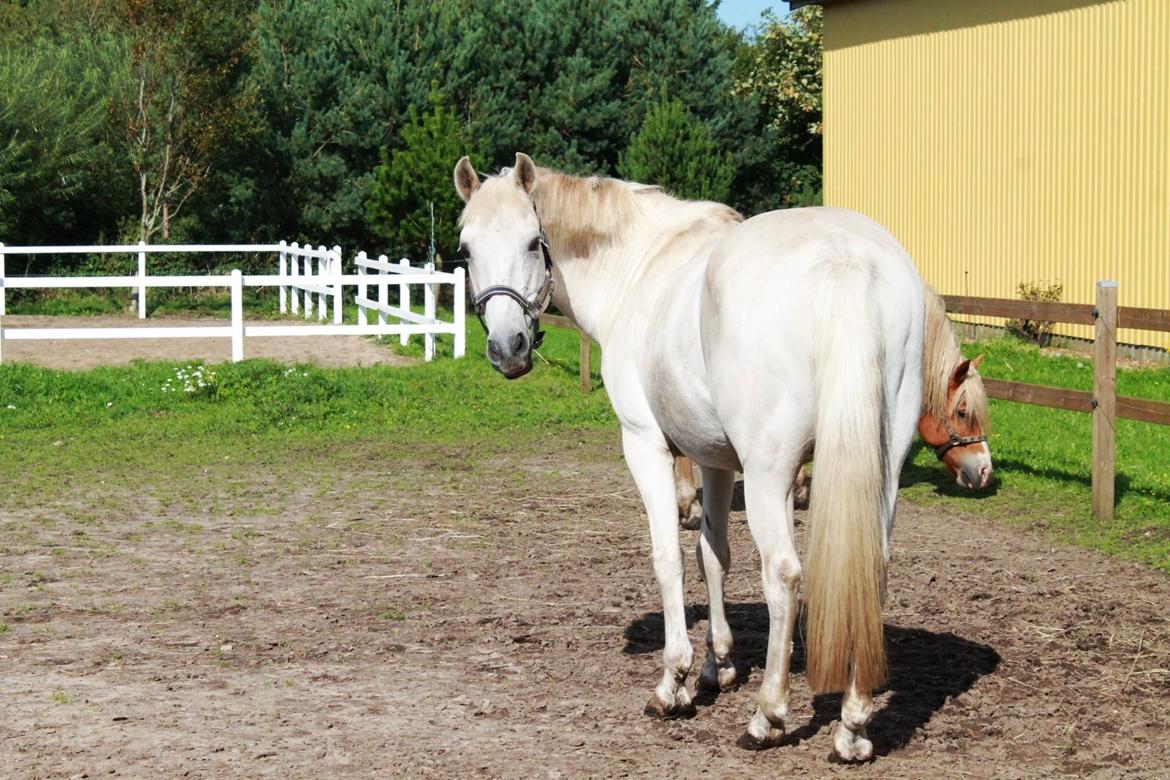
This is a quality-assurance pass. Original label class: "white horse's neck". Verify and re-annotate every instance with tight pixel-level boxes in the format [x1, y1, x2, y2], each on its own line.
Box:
[533, 173, 740, 346]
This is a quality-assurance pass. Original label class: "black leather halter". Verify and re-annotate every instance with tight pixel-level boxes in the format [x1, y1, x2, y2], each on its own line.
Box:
[468, 222, 556, 350]
[930, 416, 987, 460]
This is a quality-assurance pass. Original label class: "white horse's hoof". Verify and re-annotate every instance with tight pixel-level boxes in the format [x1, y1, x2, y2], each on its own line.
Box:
[737, 708, 784, 750]
[643, 686, 696, 720]
[831, 722, 874, 762]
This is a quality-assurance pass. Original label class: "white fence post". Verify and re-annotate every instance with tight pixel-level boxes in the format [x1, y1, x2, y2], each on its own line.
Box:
[289, 242, 300, 315]
[316, 245, 327, 321]
[356, 251, 368, 327]
[303, 248, 311, 318]
[424, 261, 436, 362]
[331, 245, 343, 325]
[278, 240, 287, 314]
[453, 266, 466, 359]
[137, 240, 147, 319]
[0, 242, 6, 316]
[398, 257, 410, 346]
[230, 269, 244, 362]
[377, 255, 389, 329]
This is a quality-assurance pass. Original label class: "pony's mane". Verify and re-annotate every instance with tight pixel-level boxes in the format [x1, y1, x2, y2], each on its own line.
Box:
[923, 286, 990, 431]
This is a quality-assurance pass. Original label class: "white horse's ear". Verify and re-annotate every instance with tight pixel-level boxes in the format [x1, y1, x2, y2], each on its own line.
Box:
[454, 156, 480, 203]
[513, 152, 536, 195]
[970, 353, 984, 371]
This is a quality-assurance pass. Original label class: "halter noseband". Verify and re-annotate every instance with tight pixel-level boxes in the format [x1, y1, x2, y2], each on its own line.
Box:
[469, 223, 556, 350]
[930, 416, 987, 460]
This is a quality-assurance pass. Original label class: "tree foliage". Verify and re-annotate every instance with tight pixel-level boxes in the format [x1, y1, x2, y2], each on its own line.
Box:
[0, 0, 826, 271]
[733, 6, 823, 207]
[0, 31, 128, 247]
[619, 95, 733, 203]
[367, 92, 481, 267]
[114, 0, 258, 243]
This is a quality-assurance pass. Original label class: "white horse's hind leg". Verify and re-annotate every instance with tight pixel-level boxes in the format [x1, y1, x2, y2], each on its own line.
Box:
[694, 466, 737, 692]
[833, 671, 876, 761]
[739, 459, 802, 748]
[622, 430, 696, 719]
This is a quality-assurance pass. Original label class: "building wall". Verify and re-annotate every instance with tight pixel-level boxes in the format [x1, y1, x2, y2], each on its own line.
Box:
[822, 0, 1169, 348]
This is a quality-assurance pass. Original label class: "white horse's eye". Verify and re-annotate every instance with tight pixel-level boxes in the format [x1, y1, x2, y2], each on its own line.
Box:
[527, 237, 540, 254]
[457, 243, 471, 261]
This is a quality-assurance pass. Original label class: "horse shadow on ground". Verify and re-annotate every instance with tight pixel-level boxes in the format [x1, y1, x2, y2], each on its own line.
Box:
[623, 604, 1000, 757]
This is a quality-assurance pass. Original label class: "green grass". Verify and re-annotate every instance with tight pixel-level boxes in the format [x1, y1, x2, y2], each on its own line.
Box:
[0, 314, 1166, 570]
[900, 334, 1170, 570]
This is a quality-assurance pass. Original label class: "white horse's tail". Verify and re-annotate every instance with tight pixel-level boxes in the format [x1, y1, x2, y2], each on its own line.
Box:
[805, 261, 888, 695]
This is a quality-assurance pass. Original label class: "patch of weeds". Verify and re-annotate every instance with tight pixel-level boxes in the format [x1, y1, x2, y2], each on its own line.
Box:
[50, 690, 75, 705]
[381, 608, 406, 621]
[0, 622, 9, 634]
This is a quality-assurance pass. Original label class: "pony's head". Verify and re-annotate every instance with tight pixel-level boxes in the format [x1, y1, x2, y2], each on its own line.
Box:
[918, 354, 993, 489]
[454, 152, 554, 379]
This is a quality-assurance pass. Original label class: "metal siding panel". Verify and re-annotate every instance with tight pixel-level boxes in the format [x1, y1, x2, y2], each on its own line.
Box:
[823, 0, 1170, 350]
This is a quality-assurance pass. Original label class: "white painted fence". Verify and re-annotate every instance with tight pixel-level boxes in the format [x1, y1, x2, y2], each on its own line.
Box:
[0, 242, 466, 364]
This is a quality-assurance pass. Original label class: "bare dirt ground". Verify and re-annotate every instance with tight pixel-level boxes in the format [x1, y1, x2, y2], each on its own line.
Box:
[0, 315, 414, 369]
[2, 333, 1168, 777]
[2, 429, 1168, 779]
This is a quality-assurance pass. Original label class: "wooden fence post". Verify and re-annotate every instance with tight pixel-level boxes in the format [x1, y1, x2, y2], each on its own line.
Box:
[1092, 280, 1118, 520]
[579, 332, 591, 393]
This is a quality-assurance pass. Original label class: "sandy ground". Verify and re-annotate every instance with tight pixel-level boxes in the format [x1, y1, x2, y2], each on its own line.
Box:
[0, 315, 414, 369]
[1, 430, 1167, 779]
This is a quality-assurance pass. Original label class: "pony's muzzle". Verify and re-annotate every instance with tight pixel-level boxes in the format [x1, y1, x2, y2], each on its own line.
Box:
[957, 458, 992, 490]
[487, 330, 532, 379]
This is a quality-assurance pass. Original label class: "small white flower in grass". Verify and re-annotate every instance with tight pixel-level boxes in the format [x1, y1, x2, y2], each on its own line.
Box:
[5, 404, 14, 410]
[106, 402, 113, 408]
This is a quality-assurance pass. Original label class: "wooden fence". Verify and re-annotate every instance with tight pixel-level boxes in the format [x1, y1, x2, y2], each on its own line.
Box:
[545, 282, 1170, 521]
[944, 281, 1170, 520]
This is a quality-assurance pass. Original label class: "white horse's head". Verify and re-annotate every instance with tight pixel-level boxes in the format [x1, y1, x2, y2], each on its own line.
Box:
[454, 152, 553, 379]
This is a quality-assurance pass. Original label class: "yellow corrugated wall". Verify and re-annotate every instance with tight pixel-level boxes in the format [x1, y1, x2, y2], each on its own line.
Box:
[823, 0, 1169, 349]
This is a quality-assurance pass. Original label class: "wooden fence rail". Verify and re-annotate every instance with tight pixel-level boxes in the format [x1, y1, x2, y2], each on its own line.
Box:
[944, 282, 1170, 520]
[544, 284, 1170, 521]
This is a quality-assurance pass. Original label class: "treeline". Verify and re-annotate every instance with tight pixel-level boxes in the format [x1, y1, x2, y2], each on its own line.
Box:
[0, 0, 821, 271]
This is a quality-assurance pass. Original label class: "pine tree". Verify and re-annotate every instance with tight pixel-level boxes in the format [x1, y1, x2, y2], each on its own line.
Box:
[618, 95, 734, 203]
[366, 91, 481, 266]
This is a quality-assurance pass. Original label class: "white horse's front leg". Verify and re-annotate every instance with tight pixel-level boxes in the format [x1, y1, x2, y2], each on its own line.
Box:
[623, 430, 695, 719]
[695, 466, 737, 693]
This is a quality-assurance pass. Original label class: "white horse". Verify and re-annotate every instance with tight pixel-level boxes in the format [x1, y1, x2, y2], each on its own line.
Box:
[454, 153, 925, 762]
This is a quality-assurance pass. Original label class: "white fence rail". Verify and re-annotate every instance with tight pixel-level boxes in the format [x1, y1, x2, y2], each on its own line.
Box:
[0, 242, 466, 364]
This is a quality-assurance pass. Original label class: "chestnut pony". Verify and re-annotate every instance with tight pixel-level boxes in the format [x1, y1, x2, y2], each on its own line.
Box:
[455, 154, 925, 761]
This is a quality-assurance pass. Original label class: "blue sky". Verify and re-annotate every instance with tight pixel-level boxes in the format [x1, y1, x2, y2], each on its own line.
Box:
[715, 0, 787, 32]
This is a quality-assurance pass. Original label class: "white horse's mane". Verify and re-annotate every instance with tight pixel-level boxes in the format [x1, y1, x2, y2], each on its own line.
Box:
[923, 286, 990, 431]
[461, 165, 742, 261]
